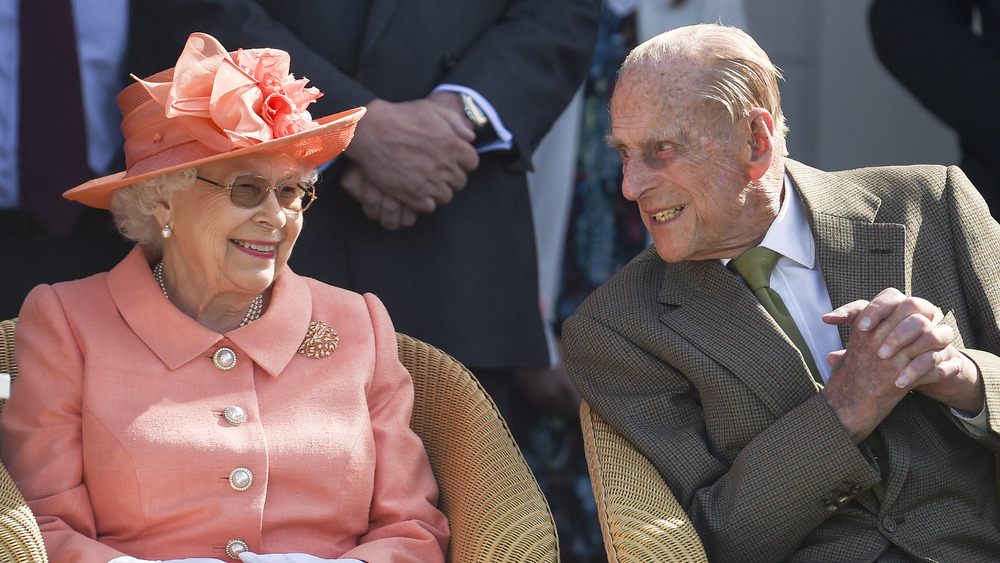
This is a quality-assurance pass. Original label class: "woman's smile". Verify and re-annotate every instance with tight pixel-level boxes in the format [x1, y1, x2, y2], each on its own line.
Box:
[232, 238, 279, 258]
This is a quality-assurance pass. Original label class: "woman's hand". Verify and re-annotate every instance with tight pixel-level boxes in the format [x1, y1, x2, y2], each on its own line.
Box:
[239, 554, 363, 563]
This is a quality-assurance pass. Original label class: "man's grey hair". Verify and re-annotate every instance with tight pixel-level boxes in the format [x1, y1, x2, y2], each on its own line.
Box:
[621, 23, 789, 155]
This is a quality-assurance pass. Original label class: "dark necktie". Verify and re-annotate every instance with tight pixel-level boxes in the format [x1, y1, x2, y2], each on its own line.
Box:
[728, 247, 887, 503]
[18, 0, 89, 237]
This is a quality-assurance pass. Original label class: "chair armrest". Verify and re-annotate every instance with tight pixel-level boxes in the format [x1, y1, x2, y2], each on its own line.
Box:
[579, 400, 707, 563]
[398, 333, 559, 562]
[0, 461, 48, 563]
[0, 317, 48, 562]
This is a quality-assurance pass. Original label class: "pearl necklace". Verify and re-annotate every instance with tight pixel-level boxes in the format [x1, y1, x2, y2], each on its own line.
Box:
[153, 261, 264, 327]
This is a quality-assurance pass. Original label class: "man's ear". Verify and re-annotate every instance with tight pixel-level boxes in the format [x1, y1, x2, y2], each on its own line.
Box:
[745, 108, 775, 181]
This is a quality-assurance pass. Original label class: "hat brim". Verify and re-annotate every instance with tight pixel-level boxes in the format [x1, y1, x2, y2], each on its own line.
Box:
[63, 106, 366, 209]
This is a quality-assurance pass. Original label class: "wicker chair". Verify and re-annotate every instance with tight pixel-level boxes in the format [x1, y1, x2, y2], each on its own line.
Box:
[580, 400, 708, 562]
[0, 318, 48, 563]
[397, 332, 559, 562]
[0, 319, 557, 562]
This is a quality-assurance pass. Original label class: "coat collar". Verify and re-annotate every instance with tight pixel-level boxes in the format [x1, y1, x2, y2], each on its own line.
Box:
[107, 246, 314, 377]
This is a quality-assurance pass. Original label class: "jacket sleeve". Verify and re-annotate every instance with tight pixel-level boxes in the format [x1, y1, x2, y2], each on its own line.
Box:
[942, 164, 1000, 446]
[0, 286, 126, 563]
[339, 294, 449, 563]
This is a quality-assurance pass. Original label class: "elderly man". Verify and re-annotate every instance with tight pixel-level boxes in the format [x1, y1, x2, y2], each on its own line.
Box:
[563, 23, 1000, 562]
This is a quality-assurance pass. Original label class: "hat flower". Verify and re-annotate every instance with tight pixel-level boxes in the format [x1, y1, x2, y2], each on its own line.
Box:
[62, 31, 365, 210]
[136, 32, 323, 153]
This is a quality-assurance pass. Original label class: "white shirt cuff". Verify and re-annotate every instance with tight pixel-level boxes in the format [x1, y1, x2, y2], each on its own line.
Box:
[952, 400, 990, 436]
[432, 84, 514, 152]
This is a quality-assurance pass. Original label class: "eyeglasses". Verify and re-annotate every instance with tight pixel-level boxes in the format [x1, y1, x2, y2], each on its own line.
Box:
[196, 174, 317, 212]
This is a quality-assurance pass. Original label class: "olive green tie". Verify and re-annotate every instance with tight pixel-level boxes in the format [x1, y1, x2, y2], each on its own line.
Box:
[728, 247, 887, 503]
[728, 247, 821, 382]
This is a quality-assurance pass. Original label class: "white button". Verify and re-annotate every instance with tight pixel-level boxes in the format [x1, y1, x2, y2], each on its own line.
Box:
[226, 538, 249, 559]
[229, 467, 253, 491]
[223, 405, 247, 425]
[213, 347, 237, 371]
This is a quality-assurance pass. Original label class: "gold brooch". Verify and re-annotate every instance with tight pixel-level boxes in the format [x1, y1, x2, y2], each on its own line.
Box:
[297, 321, 339, 358]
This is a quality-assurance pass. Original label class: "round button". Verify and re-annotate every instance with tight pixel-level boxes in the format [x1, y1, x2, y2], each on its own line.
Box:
[223, 405, 247, 425]
[882, 516, 898, 533]
[226, 538, 249, 560]
[824, 500, 839, 512]
[213, 347, 237, 371]
[229, 467, 253, 491]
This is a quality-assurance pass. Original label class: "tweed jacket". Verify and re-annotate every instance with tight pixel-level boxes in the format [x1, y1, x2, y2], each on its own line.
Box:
[0, 246, 449, 563]
[563, 160, 1000, 562]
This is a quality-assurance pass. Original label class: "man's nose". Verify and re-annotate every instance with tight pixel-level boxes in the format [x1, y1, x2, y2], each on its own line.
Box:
[621, 157, 655, 201]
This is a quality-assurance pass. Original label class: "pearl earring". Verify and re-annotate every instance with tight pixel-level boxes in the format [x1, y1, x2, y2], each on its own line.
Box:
[161, 224, 172, 239]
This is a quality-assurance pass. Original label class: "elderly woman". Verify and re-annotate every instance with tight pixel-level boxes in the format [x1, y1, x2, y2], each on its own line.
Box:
[0, 33, 448, 563]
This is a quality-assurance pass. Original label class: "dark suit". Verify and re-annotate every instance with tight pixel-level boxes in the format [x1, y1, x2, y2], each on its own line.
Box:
[128, 0, 601, 370]
[870, 0, 1000, 217]
[563, 160, 1000, 561]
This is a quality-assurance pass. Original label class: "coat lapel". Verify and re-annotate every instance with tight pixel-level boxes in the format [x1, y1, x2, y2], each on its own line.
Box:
[787, 160, 909, 508]
[360, 0, 403, 59]
[658, 259, 820, 417]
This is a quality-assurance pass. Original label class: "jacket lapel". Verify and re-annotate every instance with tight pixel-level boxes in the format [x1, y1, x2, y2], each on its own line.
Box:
[360, 0, 403, 59]
[658, 259, 820, 417]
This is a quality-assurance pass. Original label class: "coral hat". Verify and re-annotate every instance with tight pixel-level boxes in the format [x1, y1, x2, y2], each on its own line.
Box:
[64, 32, 365, 209]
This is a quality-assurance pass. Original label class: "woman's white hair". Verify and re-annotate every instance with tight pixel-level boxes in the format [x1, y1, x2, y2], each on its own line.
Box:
[109, 167, 197, 251]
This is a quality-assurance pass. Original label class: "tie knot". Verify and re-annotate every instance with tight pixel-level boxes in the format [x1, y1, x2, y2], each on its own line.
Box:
[728, 247, 781, 291]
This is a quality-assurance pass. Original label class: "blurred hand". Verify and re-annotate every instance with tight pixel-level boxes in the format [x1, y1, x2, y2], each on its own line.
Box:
[515, 339, 583, 418]
[341, 163, 419, 230]
[343, 97, 479, 214]
[821, 288, 982, 443]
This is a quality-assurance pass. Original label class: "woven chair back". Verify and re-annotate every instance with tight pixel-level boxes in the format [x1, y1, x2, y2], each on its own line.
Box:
[398, 332, 559, 562]
[580, 400, 708, 562]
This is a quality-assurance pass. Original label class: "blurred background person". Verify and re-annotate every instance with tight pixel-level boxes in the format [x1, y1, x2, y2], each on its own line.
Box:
[869, 0, 1000, 217]
[0, 0, 133, 320]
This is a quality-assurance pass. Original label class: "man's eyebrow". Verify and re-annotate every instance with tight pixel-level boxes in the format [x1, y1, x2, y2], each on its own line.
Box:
[605, 128, 687, 150]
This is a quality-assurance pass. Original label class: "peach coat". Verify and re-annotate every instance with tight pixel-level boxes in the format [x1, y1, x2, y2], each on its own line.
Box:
[0, 246, 449, 563]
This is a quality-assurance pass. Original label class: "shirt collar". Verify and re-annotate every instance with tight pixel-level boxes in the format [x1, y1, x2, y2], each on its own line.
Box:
[757, 174, 816, 269]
